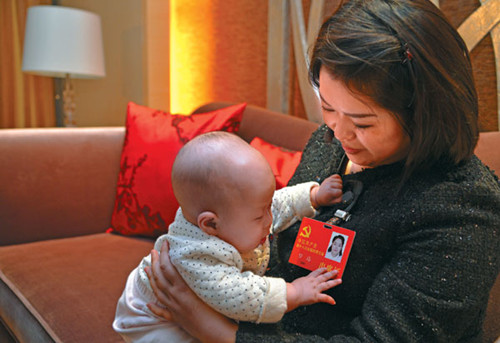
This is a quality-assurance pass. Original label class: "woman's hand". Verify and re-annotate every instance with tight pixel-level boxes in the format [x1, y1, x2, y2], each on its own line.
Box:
[145, 241, 238, 343]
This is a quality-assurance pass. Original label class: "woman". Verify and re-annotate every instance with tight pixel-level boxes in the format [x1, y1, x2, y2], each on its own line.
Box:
[326, 235, 344, 263]
[146, 0, 500, 341]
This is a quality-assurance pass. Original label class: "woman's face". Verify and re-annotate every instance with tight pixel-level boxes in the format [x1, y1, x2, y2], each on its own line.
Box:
[318, 69, 410, 169]
[330, 237, 343, 257]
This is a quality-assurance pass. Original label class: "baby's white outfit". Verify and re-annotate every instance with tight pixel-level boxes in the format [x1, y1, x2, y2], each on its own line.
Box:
[113, 181, 318, 342]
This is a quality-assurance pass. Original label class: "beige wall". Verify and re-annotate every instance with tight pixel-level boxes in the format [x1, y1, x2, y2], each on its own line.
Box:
[144, 0, 169, 112]
[59, 0, 145, 127]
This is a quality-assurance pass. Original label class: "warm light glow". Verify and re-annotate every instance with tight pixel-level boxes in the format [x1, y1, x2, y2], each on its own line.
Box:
[170, 0, 214, 114]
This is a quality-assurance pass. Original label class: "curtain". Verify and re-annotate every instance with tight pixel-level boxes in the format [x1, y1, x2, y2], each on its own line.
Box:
[0, 0, 55, 128]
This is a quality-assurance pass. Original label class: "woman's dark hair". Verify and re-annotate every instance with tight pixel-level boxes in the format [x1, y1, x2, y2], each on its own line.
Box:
[310, 0, 478, 184]
[328, 235, 345, 256]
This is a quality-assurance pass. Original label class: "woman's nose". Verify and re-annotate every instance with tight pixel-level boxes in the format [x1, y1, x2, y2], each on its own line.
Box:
[333, 115, 355, 141]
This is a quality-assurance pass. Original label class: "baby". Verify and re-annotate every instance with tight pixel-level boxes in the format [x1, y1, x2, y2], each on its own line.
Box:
[113, 131, 343, 342]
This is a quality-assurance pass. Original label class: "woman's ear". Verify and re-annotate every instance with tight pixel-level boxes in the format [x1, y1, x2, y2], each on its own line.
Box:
[197, 211, 218, 236]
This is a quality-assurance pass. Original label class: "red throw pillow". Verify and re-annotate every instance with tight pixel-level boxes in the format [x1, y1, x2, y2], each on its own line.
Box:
[250, 137, 302, 189]
[108, 102, 246, 238]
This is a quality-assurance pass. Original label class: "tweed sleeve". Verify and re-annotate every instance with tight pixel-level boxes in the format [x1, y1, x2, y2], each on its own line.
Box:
[342, 176, 500, 342]
[288, 125, 341, 187]
[271, 181, 318, 235]
[334, 178, 500, 342]
[237, 164, 500, 342]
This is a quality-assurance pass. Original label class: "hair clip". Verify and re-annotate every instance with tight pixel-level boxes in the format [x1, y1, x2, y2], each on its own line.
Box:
[401, 43, 413, 64]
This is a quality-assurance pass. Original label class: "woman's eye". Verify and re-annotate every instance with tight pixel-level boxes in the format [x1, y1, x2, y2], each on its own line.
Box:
[354, 124, 372, 129]
[321, 106, 335, 113]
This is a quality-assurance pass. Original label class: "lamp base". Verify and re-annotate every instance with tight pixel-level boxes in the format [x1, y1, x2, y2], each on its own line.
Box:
[63, 74, 77, 127]
[64, 111, 76, 127]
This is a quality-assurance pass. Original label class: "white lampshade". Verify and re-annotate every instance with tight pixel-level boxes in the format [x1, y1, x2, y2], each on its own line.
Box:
[22, 5, 105, 79]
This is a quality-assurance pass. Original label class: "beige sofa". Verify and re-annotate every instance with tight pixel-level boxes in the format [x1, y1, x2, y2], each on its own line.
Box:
[0, 103, 498, 342]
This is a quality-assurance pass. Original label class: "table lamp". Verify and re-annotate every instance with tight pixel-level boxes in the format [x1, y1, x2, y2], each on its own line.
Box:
[22, 5, 105, 127]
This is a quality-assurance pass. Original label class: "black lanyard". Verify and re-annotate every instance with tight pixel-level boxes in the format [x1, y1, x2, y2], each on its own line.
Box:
[326, 153, 364, 225]
[326, 179, 364, 225]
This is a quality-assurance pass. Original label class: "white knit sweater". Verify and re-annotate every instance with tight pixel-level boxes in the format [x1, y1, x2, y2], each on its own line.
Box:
[136, 181, 318, 323]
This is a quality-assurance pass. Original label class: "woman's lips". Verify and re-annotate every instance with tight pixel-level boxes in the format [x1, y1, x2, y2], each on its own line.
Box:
[342, 145, 362, 154]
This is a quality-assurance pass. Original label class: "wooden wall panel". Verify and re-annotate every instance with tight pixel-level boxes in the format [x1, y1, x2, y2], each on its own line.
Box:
[170, 0, 268, 114]
[441, 0, 498, 131]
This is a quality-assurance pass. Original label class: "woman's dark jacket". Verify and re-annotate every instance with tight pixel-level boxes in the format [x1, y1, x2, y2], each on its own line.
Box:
[237, 125, 500, 342]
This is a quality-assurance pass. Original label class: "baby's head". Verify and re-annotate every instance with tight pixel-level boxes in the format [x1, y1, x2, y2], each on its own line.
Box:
[171, 131, 276, 253]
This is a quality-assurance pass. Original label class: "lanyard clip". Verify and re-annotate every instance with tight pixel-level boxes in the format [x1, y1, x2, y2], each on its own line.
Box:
[334, 209, 351, 222]
[326, 210, 351, 225]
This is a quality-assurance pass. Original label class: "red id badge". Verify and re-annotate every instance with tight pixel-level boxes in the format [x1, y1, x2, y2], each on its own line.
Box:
[288, 217, 355, 278]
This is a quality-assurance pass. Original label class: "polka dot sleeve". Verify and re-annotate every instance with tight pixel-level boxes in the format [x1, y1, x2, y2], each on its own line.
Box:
[271, 181, 318, 234]
[167, 224, 287, 323]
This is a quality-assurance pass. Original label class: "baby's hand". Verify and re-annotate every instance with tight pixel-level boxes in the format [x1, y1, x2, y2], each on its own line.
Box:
[311, 174, 343, 208]
[286, 268, 342, 312]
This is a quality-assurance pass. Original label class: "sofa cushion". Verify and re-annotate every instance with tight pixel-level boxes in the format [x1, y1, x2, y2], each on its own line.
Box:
[250, 137, 302, 189]
[0, 233, 153, 343]
[108, 102, 246, 238]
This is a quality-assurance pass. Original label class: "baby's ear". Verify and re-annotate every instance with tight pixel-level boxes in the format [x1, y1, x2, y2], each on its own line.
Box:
[198, 211, 218, 236]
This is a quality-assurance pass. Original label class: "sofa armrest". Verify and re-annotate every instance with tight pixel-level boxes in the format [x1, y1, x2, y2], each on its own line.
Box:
[475, 131, 500, 177]
[0, 127, 125, 246]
